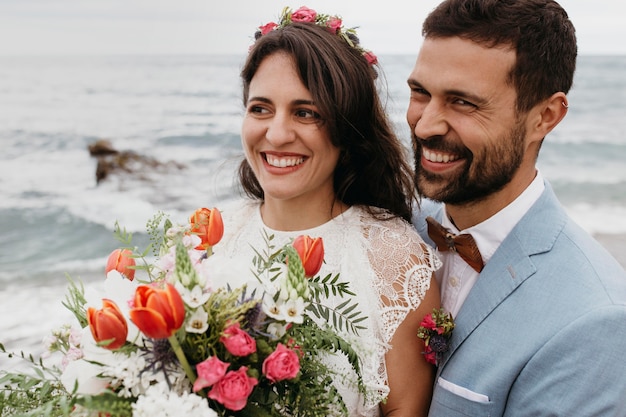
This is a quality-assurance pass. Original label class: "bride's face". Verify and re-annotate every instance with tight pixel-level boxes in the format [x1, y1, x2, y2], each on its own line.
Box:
[241, 52, 340, 206]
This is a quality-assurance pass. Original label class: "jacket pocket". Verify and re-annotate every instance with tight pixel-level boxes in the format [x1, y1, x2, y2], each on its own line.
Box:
[429, 378, 494, 416]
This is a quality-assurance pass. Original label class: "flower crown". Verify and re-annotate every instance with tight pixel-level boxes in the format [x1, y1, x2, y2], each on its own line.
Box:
[255, 6, 378, 66]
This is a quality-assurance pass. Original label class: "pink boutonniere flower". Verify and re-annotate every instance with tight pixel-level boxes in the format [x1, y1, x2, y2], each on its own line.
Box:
[417, 308, 455, 365]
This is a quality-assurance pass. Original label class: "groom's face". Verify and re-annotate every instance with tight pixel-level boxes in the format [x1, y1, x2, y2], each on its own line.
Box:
[406, 37, 530, 205]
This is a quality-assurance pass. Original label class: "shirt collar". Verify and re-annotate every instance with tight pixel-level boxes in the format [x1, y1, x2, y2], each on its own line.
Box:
[441, 171, 545, 263]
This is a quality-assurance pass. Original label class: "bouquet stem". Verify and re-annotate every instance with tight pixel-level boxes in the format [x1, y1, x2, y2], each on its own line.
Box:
[168, 334, 196, 384]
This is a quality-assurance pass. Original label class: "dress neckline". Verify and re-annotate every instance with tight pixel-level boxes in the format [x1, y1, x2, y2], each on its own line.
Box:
[254, 203, 356, 234]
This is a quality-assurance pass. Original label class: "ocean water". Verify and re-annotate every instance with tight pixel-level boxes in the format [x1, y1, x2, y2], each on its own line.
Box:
[1, 54, 625, 361]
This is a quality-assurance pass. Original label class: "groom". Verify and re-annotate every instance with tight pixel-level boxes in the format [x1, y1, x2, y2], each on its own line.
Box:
[408, 0, 626, 415]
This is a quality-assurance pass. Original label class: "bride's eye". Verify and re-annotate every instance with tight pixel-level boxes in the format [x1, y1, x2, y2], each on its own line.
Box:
[295, 108, 322, 122]
[248, 105, 269, 115]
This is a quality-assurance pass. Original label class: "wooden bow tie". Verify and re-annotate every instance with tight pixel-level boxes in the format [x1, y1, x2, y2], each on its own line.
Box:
[426, 216, 484, 273]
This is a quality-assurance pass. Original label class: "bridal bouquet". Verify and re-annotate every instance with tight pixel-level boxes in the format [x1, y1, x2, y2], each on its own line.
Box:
[0, 207, 367, 417]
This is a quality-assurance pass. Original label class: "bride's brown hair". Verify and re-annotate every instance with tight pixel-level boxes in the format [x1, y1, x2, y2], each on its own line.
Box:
[239, 20, 416, 222]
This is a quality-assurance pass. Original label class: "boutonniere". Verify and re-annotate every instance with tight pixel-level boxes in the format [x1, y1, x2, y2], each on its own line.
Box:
[417, 308, 455, 365]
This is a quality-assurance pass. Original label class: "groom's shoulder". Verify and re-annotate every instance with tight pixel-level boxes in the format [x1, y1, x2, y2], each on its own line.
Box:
[412, 198, 443, 224]
[411, 198, 443, 243]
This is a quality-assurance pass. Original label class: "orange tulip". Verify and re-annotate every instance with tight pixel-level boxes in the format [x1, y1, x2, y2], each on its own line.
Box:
[292, 235, 324, 277]
[105, 248, 136, 281]
[189, 207, 224, 250]
[87, 299, 128, 350]
[129, 283, 186, 339]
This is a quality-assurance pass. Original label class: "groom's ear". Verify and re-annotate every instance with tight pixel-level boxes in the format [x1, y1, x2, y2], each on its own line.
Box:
[530, 92, 569, 140]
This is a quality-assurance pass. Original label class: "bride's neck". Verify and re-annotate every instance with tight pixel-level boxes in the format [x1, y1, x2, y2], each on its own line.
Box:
[260, 198, 349, 231]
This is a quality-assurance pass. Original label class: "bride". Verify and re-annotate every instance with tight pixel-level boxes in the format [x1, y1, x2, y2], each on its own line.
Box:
[206, 7, 441, 416]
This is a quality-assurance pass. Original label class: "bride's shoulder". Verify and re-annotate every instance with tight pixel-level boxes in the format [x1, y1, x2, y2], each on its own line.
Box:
[219, 199, 259, 221]
[356, 206, 421, 238]
[216, 199, 261, 244]
[356, 205, 437, 257]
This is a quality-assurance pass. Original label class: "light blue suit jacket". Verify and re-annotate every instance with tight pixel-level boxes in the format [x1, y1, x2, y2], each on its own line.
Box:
[413, 182, 626, 416]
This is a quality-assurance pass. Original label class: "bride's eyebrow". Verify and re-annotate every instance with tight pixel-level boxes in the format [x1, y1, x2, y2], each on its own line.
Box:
[292, 99, 316, 106]
[246, 97, 316, 106]
[247, 96, 270, 104]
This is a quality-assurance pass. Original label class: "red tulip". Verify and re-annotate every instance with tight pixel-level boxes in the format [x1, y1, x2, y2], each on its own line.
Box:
[189, 207, 224, 250]
[87, 299, 128, 350]
[129, 283, 186, 339]
[292, 235, 324, 277]
[105, 248, 136, 281]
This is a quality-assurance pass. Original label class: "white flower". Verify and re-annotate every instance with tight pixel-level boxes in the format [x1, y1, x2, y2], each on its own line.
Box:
[262, 297, 284, 321]
[283, 297, 307, 324]
[132, 381, 217, 417]
[262, 296, 306, 324]
[176, 283, 211, 308]
[102, 350, 155, 397]
[267, 322, 289, 339]
[185, 307, 209, 334]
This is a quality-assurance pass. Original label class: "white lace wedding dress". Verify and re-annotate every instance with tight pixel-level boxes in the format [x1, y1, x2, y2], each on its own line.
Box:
[205, 201, 440, 417]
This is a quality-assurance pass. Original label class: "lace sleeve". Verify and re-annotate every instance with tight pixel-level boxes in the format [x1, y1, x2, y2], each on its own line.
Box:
[365, 214, 441, 345]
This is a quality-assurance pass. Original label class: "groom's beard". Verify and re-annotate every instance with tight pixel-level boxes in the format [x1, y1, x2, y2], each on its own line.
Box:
[413, 121, 526, 205]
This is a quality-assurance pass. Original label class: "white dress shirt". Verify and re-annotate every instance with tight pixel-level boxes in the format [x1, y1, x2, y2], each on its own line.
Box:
[435, 171, 546, 317]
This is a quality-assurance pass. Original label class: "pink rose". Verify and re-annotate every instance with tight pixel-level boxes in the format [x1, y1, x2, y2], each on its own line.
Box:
[326, 16, 342, 34]
[259, 21, 278, 35]
[262, 343, 300, 383]
[291, 6, 317, 23]
[208, 367, 258, 411]
[192, 356, 230, 392]
[220, 322, 257, 356]
[363, 51, 378, 66]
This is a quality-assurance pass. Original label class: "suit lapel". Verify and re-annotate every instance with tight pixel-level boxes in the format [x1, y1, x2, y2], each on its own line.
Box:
[436, 183, 568, 371]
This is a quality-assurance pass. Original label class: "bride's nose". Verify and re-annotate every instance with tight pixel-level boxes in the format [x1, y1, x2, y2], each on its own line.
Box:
[265, 113, 296, 146]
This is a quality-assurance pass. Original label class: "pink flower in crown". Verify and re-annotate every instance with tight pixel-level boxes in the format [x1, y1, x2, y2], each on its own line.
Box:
[220, 322, 257, 356]
[262, 343, 300, 383]
[363, 51, 378, 66]
[326, 16, 342, 34]
[291, 6, 317, 23]
[259, 21, 278, 35]
[208, 367, 258, 411]
[193, 356, 230, 392]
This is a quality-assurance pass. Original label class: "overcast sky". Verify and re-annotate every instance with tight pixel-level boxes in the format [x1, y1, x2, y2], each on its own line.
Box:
[0, 0, 624, 56]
